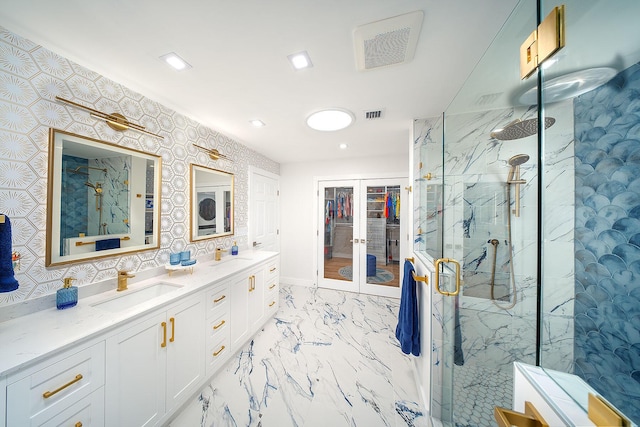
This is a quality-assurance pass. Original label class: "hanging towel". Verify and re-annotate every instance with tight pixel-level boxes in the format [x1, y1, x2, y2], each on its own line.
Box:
[95, 238, 121, 251]
[395, 260, 420, 356]
[0, 215, 19, 293]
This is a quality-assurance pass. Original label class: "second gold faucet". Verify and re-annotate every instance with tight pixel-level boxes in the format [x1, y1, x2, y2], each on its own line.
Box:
[117, 270, 135, 291]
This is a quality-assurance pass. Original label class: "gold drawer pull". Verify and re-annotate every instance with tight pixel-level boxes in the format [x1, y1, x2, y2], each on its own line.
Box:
[269, 267, 276, 272]
[269, 301, 276, 307]
[43, 374, 83, 399]
[76, 422, 83, 427]
[213, 345, 225, 357]
[213, 295, 226, 303]
[269, 283, 276, 290]
[213, 320, 226, 330]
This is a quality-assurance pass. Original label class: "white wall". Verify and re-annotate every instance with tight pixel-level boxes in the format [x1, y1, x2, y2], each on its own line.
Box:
[279, 154, 408, 286]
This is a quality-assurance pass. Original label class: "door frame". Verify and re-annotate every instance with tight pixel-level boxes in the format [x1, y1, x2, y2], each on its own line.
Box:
[314, 173, 408, 297]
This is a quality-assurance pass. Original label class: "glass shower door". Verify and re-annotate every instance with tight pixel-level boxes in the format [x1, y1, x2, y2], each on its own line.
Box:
[427, 0, 540, 425]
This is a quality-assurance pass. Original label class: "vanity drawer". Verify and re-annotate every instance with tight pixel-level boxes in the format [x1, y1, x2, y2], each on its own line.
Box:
[7, 341, 105, 426]
[39, 387, 104, 427]
[207, 310, 229, 343]
[207, 334, 231, 377]
[265, 260, 279, 282]
[206, 283, 229, 319]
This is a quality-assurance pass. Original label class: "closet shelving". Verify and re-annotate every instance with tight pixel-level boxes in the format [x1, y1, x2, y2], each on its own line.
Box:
[366, 185, 401, 264]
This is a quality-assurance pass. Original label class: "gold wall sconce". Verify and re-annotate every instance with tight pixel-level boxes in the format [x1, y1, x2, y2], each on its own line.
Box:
[193, 143, 232, 161]
[55, 96, 164, 139]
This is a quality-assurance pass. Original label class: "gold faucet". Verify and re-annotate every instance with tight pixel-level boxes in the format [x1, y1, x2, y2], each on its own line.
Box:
[117, 270, 135, 291]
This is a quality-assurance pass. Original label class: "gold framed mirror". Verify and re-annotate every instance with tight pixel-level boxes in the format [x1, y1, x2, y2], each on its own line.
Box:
[190, 164, 234, 241]
[46, 129, 161, 266]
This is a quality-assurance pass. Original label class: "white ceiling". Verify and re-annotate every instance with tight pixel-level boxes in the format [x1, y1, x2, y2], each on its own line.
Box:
[0, 0, 519, 164]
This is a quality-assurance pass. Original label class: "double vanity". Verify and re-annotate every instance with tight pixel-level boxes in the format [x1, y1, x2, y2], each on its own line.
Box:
[0, 251, 279, 427]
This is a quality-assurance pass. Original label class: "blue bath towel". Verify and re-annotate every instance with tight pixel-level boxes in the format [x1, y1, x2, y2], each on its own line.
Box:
[95, 238, 120, 251]
[0, 215, 19, 293]
[395, 260, 420, 356]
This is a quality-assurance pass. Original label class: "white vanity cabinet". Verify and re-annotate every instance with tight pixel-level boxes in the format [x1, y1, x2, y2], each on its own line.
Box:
[264, 258, 279, 318]
[230, 265, 266, 350]
[205, 281, 231, 376]
[104, 293, 205, 427]
[6, 341, 105, 427]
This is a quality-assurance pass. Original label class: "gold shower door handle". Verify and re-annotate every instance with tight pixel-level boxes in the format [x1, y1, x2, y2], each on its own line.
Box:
[434, 258, 461, 296]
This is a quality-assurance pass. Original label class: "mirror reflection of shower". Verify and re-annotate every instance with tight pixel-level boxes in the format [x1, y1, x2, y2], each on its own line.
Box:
[85, 181, 107, 235]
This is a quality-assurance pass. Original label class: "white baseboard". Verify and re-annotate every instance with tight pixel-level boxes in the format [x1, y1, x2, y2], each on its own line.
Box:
[280, 276, 315, 287]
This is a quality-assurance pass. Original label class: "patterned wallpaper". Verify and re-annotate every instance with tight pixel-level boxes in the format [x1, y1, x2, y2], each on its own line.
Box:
[0, 26, 279, 306]
[573, 61, 640, 424]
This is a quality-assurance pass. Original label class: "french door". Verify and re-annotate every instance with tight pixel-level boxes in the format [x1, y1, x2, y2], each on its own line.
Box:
[317, 178, 406, 297]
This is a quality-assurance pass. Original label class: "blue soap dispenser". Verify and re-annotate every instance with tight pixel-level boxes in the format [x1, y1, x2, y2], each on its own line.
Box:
[57, 277, 78, 309]
[231, 241, 238, 256]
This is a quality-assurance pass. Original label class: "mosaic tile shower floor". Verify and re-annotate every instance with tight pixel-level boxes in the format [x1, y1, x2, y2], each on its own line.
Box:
[452, 365, 512, 427]
[171, 285, 430, 427]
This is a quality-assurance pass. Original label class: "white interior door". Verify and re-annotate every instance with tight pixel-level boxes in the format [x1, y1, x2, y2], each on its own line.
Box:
[249, 167, 279, 251]
[317, 178, 406, 297]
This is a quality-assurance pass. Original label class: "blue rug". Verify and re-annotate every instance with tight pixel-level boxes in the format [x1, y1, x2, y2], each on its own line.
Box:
[338, 265, 394, 284]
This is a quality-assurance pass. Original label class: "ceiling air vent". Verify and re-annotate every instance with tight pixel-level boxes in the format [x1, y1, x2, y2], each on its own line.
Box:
[354, 10, 424, 71]
[365, 110, 384, 120]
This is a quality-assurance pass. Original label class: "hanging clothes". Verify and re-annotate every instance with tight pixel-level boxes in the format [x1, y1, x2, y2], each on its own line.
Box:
[384, 192, 389, 218]
[395, 194, 400, 218]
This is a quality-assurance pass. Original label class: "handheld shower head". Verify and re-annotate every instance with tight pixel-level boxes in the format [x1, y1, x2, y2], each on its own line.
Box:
[507, 154, 529, 183]
[508, 154, 530, 167]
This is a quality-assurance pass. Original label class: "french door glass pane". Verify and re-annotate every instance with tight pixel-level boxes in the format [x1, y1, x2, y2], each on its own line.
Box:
[322, 186, 354, 282]
[365, 185, 401, 288]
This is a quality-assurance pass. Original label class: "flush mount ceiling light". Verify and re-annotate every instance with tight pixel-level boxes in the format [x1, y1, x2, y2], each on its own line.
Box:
[307, 109, 354, 131]
[249, 119, 266, 127]
[287, 51, 313, 70]
[159, 52, 192, 71]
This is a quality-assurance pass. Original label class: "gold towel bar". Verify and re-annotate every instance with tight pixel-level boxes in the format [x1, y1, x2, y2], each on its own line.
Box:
[75, 236, 131, 246]
[411, 271, 429, 284]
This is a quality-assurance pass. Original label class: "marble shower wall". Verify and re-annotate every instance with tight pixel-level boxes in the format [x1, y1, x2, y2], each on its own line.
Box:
[0, 26, 279, 306]
[573, 62, 640, 424]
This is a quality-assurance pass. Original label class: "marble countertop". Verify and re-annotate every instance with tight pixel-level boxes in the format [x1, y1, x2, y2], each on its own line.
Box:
[0, 250, 278, 378]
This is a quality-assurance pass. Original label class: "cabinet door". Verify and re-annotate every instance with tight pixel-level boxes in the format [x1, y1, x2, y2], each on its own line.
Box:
[249, 267, 265, 332]
[105, 312, 166, 427]
[230, 273, 250, 349]
[166, 297, 205, 411]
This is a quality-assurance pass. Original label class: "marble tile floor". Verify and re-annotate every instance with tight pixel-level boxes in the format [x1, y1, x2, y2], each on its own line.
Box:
[171, 285, 430, 427]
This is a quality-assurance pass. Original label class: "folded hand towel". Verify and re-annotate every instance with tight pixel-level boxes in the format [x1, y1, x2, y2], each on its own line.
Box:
[0, 215, 20, 293]
[395, 260, 420, 356]
[95, 238, 121, 251]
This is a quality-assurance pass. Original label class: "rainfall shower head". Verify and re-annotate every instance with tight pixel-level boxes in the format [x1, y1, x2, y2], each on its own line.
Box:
[490, 117, 556, 141]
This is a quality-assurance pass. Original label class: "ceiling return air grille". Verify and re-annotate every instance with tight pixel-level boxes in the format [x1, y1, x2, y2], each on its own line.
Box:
[354, 10, 424, 71]
[365, 110, 384, 120]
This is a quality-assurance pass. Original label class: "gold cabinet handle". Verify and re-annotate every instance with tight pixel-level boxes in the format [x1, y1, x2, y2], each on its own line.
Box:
[213, 295, 226, 303]
[161, 321, 167, 348]
[248, 275, 255, 292]
[213, 320, 226, 330]
[269, 301, 276, 307]
[169, 317, 175, 343]
[76, 423, 83, 427]
[43, 374, 83, 398]
[213, 345, 225, 357]
[495, 401, 548, 427]
[269, 267, 276, 272]
[269, 283, 276, 290]
[434, 258, 461, 296]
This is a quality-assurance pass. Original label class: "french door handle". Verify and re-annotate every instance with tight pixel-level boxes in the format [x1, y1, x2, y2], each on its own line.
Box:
[350, 239, 359, 243]
[434, 258, 461, 296]
[360, 239, 366, 244]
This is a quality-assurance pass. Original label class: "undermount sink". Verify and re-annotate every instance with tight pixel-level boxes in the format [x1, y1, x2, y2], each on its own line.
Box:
[91, 282, 183, 312]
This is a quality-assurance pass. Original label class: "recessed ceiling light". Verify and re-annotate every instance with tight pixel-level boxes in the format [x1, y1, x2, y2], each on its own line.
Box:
[159, 52, 192, 71]
[250, 120, 266, 127]
[339, 143, 348, 150]
[307, 109, 354, 131]
[287, 51, 313, 70]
